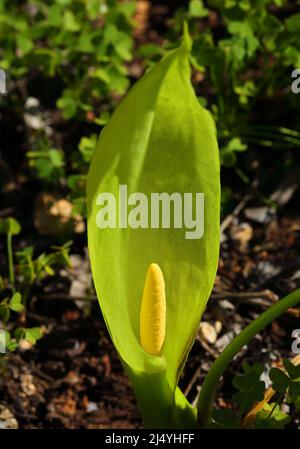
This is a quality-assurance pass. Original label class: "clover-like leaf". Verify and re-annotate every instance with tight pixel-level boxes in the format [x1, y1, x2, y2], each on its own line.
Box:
[9, 292, 24, 313]
[210, 409, 240, 429]
[283, 359, 300, 380]
[255, 403, 291, 429]
[232, 364, 265, 411]
[269, 367, 290, 394]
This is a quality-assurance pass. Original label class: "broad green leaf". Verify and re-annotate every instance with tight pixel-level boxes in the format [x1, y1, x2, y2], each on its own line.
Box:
[87, 27, 220, 427]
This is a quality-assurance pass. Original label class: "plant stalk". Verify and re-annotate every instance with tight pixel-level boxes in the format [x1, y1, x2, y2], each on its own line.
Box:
[197, 289, 300, 428]
[7, 233, 15, 293]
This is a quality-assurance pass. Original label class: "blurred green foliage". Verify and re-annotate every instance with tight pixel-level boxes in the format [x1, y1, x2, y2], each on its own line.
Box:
[0, 217, 72, 352]
[1, 0, 300, 215]
[174, 0, 300, 170]
[0, 0, 135, 117]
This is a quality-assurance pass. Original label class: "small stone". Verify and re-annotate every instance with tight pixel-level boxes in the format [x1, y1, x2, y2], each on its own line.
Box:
[257, 261, 281, 280]
[19, 339, 33, 351]
[215, 331, 235, 352]
[215, 320, 222, 334]
[244, 207, 272, 224]
[219, 299, 235, 310]
[86, 402, 98, 413]
[0, 405, 19, 429]
[20, 373, 36, 396]
[199, 322, 217, 344]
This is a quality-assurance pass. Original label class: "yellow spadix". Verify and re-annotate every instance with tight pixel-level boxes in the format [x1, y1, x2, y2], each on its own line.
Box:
[140, 263, 166, 356]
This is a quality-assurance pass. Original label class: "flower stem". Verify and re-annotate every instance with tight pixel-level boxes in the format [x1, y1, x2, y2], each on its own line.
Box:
[197, 289, 300, 428]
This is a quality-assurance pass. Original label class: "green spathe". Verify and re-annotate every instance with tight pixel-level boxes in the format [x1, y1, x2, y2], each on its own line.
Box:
[87, 26, 220, 427]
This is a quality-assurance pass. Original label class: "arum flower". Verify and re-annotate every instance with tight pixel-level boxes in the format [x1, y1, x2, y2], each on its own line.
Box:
[87, 26, 220, 428]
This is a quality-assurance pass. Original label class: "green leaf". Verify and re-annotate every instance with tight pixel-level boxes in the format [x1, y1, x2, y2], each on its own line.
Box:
[289, 380, 300, 403]
[255, 403, 291, 429]
[210, 409, 240, 429]
[44, 265, 55, 276]
[232, 373, 265, 411]
[269, 367, 290, 393]
[5, 331, 18, 352]
[189, 0, 209, 18]
[138, 44, 163, 59]
[77, 32, 95, 53]
[34, 158, 53, 178]
[94, 112, 110, 126]
[49, 149, 64, 168]
[9, 292, 24, 312]
[87, 26, 220, 427]
[92, 68, 111, 84]
[24, 327, 43, 344]
[0, 303, 10, 321]
[116, 1, 136, 19]
[231, 362, 265, 412]
[15, 326, 43, 345]
[16, 35, 33, 55]
[78, 135, 97, 162]
[283, 359, 300, 380]
[57, 92, 78, 119]
[63, 10, 80, 32]
[56, 0, 72, 5]
[47, 5, 63, 27]
[220, 137, 247, 167]
[242, 362, 264, 375]
[14, 327, 25, 341]
[285, 14, 300, 33]
[0, 217, 21, 236]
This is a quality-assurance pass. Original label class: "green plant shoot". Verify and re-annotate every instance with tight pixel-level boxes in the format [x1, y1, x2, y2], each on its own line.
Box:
[87, 26, 220, 428]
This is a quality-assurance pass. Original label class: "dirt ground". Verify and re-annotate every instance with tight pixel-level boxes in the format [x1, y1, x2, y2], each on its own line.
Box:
[1, 191, 299, 429]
